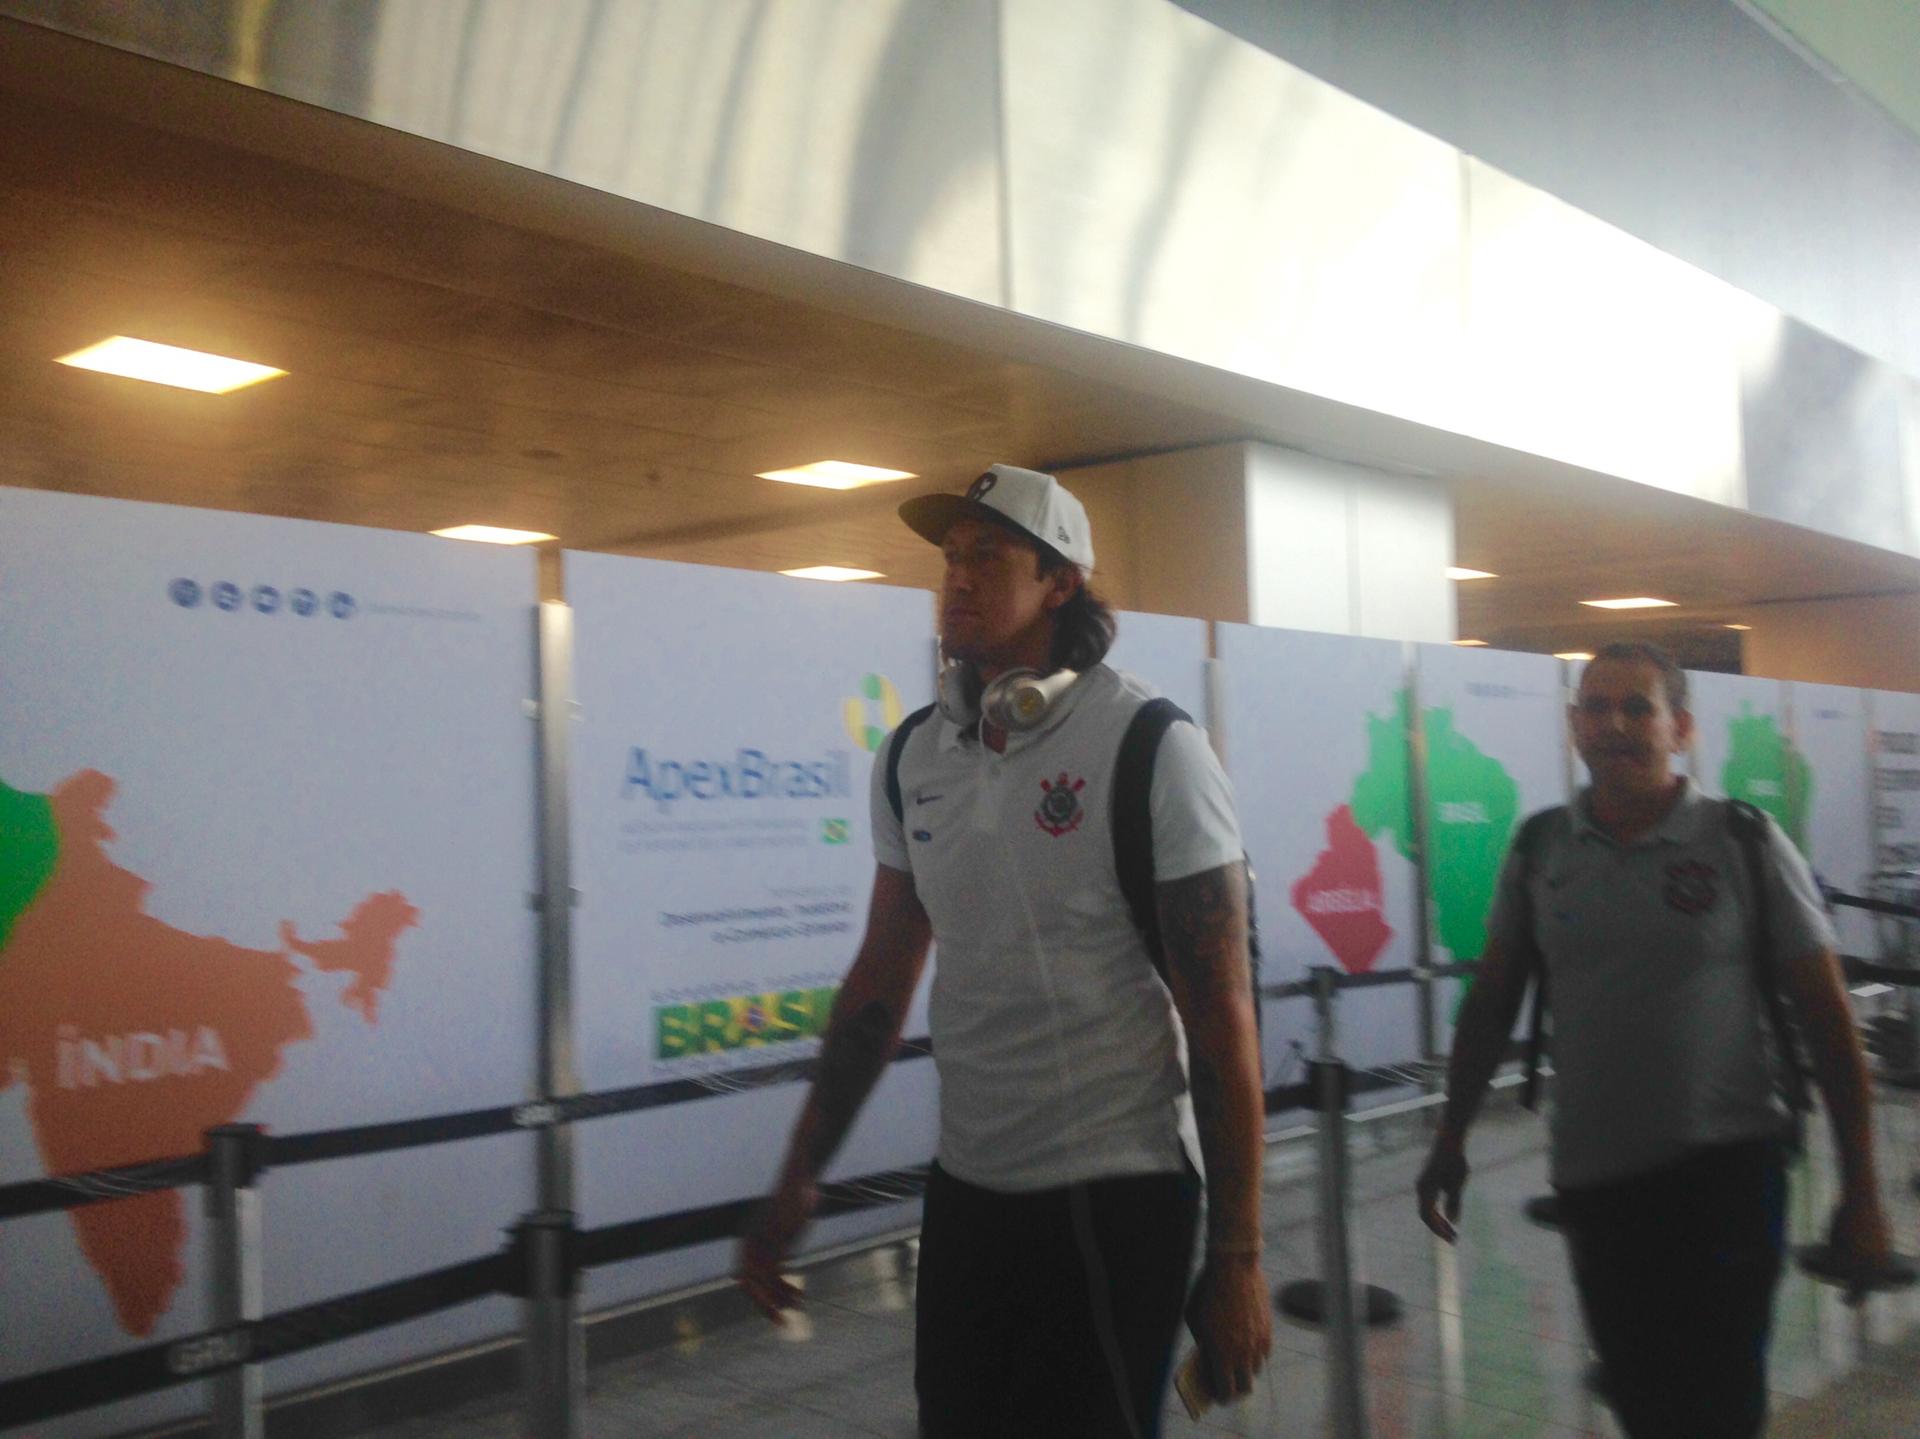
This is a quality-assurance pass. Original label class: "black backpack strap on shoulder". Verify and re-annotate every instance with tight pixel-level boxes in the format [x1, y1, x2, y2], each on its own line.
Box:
[1112, 698, 1189, 971]
[884, 703, 939, 826]
[1728, 799, 1812, 1149]
[1513, 806, 1564, 1112]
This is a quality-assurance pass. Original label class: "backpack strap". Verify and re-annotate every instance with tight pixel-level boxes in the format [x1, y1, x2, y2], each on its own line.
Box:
[1112, 698, 1189, 972]
[1727, 799, 1812, 1150]
[1111, 697, 1264, 1076]
[884, 703, 939, 826]
[1511, 805, 1565, 1112]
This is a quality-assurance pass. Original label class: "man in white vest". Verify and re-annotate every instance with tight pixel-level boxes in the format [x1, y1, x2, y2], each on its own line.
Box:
[739, 465, 1271, 1437]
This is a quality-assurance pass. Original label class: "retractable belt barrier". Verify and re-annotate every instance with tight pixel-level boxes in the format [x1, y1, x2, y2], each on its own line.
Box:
[1826, 889, 1920, 923]
[2, 960, 1494, 1220]
[0, 1153, 208, 1222]
[20, 954, 1792, 1439]
[0, 1039, 937, 1222]
[1840, 954, 1920, 988]
[0, 1166, 935, 1429]
[16, 929, 1911, 1432]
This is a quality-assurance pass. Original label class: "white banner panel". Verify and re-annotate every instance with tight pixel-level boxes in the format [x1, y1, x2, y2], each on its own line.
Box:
[0, 489, 539, 1435]
[1789, 682, 1877, 957]
[1688, 672, 1792, 824]
[1871, 690, 1920, 878]
[1215, 625, 1419, 1086]
[1414, 646, 1568, 1050]
[565, 555, 937, 1300]
[1107, 609, 1209, 722]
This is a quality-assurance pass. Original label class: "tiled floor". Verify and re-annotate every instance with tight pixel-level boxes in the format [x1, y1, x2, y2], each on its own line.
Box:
[373, 1090, 1920, 1437]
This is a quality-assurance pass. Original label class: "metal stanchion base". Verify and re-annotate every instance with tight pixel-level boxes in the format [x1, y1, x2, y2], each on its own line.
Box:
[1274, 1279, 1402, 1327]
[1522, 1193, 1561, 1229]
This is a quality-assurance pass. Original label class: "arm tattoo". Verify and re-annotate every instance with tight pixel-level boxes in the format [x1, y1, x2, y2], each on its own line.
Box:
[1158, 862, 1261, 1246]
[1158, 863, 1248, 996]
[801, 999, 895, 1172]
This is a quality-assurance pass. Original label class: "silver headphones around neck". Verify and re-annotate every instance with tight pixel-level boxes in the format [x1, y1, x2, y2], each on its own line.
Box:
[937, 663, 1081, 733]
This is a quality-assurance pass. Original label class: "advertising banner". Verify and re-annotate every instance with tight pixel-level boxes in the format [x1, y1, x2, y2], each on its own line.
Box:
[1688, 671, 1792, 824]
[1214, 625, 1419, 1089]
[1107, 610, 1209, 722]
[1788, 682, 1876, 957]
[1413, 646, 1568, 1048]
[0, 488, 539, 1435]
[1870, 690, 1920, 882]
[565, 555, 937, 1298]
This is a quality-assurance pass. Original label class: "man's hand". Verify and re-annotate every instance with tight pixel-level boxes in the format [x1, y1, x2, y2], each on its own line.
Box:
[1415, 1136, 1468, 1243]
[1827, 1190, 1895, 1307]
[735, 1172, 818, 1325]
[1184, 1254, 1273, 1403]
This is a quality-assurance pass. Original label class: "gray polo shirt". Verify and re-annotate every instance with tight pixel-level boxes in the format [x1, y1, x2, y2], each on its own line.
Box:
[872, 664, 1243, 1192]
[1487, 779, 1835, 1189]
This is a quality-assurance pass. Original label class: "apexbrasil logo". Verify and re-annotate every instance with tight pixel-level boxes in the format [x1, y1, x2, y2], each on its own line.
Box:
[843, 673, 903, 752]
[623, 748, 852, 813]
[656, 985, 839, 1059]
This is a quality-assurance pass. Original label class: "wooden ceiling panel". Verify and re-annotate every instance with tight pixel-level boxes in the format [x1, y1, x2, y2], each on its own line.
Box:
[505, 248, 763, 343]
[1, 32, 1914, 668]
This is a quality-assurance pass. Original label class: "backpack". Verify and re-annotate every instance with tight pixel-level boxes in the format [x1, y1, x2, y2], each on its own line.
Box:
[884, 697, 1263, 1051]
[1511, 798, 1811, 1148]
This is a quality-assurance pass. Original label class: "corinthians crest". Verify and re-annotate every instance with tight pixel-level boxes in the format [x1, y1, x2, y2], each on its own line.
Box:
[1662, 859, 1719, 915]
[1035, 772, 1087, 837]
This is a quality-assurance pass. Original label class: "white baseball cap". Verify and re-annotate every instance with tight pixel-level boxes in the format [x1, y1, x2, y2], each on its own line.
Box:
[898, 464, 1095, 572]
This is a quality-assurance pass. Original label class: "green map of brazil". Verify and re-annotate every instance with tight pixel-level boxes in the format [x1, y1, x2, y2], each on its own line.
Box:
[1290, 693, 1816, 978]
[1290, 691, 1520, 969]
[1720, 702, 1812, 855]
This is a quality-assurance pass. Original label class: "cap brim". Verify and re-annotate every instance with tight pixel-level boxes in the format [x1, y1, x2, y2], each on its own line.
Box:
[899, 493, 997, 547]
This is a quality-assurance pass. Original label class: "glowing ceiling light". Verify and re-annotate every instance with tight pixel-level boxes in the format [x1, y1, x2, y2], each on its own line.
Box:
[1554, 651, 1595, 661]
[1724, 623, 1752, 631]
[755, 461, 918, 490]
[431, 525, 556, 545]
[1579, 597, 1676, 610]
[1451, 639, 1489, 647]
[781, 566, 884, 582]
[1445, 567, 1498, 581]
[56, 336, 286, 394]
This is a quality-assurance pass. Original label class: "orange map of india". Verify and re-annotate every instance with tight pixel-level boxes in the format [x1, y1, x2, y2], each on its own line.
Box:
[0, 770, 418, 1336]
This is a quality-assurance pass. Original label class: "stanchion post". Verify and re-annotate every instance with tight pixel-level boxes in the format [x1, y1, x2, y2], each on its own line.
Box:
[1405, 651, 1439, 1076]
[206, 1123, 265, 1439]
[534, 601, 580, 1215]
[1312, 966, 1371, 1439]
[516, 1209, 582, 1439]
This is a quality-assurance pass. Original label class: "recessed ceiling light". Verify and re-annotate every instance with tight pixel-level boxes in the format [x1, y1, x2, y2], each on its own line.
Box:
[780, 565, 884, 582]
[1451, 639, 1489, 647]
[56, 336, 286, 394]
[756, 461, 917, 490]
[1724, 623, 1752, 631]
[1579, 597, 1676, 610]
[431, 525, 556, 545]
[1445, 567, 1498, 581]
[1555, 651, 1595, 661]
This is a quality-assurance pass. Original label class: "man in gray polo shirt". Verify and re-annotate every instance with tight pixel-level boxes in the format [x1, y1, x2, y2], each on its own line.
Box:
[738, 465, 1271, 1437]
[1416, 641, 1891, 1438]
